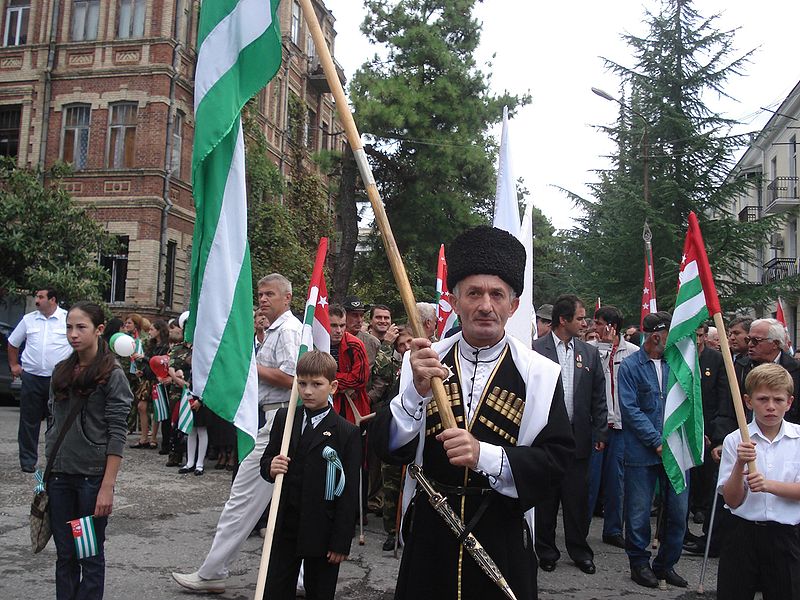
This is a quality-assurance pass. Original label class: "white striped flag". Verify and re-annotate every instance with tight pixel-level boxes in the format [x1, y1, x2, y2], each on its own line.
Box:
[177, 386, 194, 434]
[185, 0, 282, 458]
[435, 244, 458, 339]
[662, 211, 720, 493]
[299, 238, 331, 356]
[69, 516, 98, 559]
[152, 383, 170, 422]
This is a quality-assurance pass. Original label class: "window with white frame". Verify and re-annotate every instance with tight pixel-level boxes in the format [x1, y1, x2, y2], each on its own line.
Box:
[62, 104, 91, 170]
[171, 111, 183, 177]
[100, 235, 129, 303]
[291, 1, 300, 45]
[117, 0, 145, 39]
[71, 0, 100, 41]
[107, 102, 137, 169]
[306, 28, 315, 60]
[3, 0, 29, 47]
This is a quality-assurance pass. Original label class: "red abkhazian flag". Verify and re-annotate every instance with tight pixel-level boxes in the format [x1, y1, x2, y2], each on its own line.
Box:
[435, 244, 459, 338]
[640, 243, 658, 329]
[777, 297, 787, 327]
[299, 238, 331, 355]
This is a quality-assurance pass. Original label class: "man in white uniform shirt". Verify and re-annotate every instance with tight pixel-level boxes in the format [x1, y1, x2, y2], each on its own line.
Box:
[173, 273, 302, 594]
[8, 288, 71, 473]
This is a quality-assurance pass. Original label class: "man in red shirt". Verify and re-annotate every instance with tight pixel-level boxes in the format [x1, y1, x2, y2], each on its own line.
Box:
[329, 304, 370, 423]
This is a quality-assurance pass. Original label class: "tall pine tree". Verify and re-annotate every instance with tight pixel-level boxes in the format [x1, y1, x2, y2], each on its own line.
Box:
[568, 0, 785, 318]
[348, 0, 528, 307]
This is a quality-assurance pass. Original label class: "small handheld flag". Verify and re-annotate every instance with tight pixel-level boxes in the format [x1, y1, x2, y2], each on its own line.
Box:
[69, 516, 99, 559]
[152, 383, 170, 422]
[640, 241, 658, 329]
[177, 386, 194, 434]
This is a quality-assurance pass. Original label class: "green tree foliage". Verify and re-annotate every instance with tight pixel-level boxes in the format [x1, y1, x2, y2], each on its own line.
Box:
[566, 0, 788, 319]
[531, 206, 568, 307]
[348, 0, 529, 308]
[0, 158, 115, 303]
[243, 104, 333, 312]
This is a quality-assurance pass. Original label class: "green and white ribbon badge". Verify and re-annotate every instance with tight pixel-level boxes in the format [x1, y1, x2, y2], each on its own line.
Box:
[322, 446, 345, 500]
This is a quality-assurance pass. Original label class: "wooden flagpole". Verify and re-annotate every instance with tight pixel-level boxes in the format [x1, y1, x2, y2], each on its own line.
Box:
[253, 378, 300, 600]
[711, 314, 757, 474]
[297, 0, 456, 432]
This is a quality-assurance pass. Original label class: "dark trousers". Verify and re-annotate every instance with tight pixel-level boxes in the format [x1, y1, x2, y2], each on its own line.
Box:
[49, 474, 108, 600]
[535, 456, 593, 562]
[717, 516, 800, 600]
[264, 539, 340, 600]
[18, 372, 51, 470]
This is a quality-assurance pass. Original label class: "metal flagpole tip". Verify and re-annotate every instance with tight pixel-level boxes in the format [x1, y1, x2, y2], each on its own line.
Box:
[642, 221, 653, 242]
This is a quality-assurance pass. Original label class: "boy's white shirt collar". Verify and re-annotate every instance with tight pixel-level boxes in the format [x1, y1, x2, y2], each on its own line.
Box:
[748, 418, 800, 443]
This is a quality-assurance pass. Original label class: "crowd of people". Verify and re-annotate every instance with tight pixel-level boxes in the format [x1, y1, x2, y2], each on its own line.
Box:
[8, 225, 800, 599]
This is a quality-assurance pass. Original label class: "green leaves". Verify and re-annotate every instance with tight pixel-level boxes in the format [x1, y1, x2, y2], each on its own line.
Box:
[349, 0, 529, 306]
[0, 157, 114, 302]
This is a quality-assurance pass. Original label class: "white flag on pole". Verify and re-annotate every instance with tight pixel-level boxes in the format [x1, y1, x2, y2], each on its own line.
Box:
[493, 106, 535, 345]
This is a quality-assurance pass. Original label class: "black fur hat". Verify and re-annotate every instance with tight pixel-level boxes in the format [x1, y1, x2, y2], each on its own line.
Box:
[446, 226, 525, 296]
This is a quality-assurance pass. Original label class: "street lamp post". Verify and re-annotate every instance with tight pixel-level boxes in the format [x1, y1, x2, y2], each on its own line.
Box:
[591, 87, 650, 207]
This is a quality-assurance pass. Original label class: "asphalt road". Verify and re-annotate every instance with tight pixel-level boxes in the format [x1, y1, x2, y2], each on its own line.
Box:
[0, 405, 720, 599]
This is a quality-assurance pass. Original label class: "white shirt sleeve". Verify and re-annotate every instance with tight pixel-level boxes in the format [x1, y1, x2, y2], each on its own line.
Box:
[8, 315, 27, 348]
[476, 443, 518, 497]
[388, 377, 430, 451]
[716, 431, 745, 502]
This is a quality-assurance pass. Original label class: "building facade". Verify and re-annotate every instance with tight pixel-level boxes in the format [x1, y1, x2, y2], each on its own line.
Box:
[0, 0, 344, 318]
[728, 79, 800, 343]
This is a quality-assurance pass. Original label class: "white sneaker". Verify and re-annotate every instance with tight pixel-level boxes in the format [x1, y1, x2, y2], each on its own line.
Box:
[171, 571, 226, 594]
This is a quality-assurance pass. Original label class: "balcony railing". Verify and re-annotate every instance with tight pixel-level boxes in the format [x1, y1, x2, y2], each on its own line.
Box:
[738, 205, 759, 222]
[762, 257, 798, 284]
[764, 176, 800, 215]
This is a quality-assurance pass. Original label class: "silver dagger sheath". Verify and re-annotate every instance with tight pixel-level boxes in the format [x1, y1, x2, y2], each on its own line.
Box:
[407, 463, 518, 600]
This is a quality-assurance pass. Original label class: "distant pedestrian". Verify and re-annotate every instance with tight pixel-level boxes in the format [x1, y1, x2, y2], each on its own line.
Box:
[8, 288, 72, 472]
[46, 301, 132, 599]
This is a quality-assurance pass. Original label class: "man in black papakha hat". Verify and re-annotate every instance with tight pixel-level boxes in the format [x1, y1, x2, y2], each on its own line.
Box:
[372, 226, 575, 600]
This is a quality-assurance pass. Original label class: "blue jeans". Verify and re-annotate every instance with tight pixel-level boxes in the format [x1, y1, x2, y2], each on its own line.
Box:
[49, 474, 107, 600]
[624, 463, 687, 571]
[601, 428, 625, 537]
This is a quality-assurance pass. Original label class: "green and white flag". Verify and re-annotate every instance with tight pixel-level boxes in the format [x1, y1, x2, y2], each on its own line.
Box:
[663, 212, 721, 493]
[153, 383, 170, 422]
[178, 386, 194, 434]
[186, 0, 282, 458]
[69, 516, 98, 559]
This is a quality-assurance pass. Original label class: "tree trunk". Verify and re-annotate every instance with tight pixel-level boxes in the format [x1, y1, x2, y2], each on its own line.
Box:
[332, 144, 358, 301]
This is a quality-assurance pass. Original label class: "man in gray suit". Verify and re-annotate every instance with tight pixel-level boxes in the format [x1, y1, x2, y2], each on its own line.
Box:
[533, 294, 607, 574]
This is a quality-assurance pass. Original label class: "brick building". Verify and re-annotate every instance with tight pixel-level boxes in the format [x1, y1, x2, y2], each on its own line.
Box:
[0, 0, 345, 318]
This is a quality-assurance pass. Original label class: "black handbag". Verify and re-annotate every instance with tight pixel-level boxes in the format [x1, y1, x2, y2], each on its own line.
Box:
[30, 394, 88, 553]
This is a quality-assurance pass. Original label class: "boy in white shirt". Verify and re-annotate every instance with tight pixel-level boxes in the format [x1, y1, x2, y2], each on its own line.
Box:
[717, 363, 800, 599]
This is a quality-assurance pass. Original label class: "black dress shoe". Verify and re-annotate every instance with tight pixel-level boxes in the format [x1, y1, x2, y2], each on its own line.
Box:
[178, 466, 193, 474]
[654, 568, 688, 588]
[575, 559, 596, 574]
[539, 559, 556, 572]
[683, 540, 705, 555]
[602, 534, 625, 549]
[382, 534, 396, 552]
[631, 564, 658, 588]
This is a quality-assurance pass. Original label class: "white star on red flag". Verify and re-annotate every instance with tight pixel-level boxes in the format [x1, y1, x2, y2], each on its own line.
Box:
[318, 296, 328, 308]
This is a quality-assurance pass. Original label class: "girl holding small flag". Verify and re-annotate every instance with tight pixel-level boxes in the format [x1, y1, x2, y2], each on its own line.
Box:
[133, 319, 170, 449]
[46, 301, 133, 599]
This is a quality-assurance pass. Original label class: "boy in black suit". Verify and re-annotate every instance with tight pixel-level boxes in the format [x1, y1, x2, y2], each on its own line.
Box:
[260, 350, 361, 600]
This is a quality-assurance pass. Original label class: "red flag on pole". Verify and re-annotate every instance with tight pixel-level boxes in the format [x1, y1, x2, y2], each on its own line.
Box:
[640, 242, 658, 329]
[435, 244, 458, 338]
[777, 297, 787, 327]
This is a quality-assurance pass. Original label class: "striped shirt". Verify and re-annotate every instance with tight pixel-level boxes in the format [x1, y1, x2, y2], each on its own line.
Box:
[553, 332, 575, 422]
